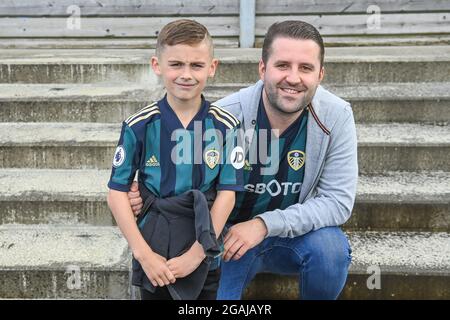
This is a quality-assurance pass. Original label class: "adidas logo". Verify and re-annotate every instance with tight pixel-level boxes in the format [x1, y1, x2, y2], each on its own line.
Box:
[146, 155, 160, 167]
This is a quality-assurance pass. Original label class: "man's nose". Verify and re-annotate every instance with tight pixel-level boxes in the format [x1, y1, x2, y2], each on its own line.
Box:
[285, 68, 301, 85]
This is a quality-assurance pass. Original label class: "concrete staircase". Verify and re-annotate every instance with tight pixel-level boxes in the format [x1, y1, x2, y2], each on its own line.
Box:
[0, 46, 449, 299]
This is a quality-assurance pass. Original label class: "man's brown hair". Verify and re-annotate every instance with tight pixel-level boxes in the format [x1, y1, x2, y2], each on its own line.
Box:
[262, 20, 325, 68]
[155, 19, 213, 56]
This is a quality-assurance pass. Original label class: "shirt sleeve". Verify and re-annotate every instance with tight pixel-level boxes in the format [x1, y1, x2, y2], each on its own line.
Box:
[217, 124, 245, 192]
[107, 122, 140, 192]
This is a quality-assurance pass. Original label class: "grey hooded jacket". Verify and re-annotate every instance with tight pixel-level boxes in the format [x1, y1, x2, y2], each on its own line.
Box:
[214, 80, 358, 238]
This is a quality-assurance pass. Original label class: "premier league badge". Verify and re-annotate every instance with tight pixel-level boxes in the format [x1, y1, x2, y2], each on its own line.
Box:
[287, 150, 305, 171]
[113, 145, 126, 168]
[204, 149, 220, 169]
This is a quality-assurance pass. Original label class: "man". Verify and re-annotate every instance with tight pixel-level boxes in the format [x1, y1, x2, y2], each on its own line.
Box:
[128, 20, 358, 300]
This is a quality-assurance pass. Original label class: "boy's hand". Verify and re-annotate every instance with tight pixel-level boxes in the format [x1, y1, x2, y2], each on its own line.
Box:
[128, 181, 143, 217]
[166, 241, 206, 279]
[138, 250, 176, 287]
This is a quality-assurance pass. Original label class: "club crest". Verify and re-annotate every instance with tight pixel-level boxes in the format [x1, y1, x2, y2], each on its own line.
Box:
[287, 150, 305, 171]
[204, 149, 220, 169]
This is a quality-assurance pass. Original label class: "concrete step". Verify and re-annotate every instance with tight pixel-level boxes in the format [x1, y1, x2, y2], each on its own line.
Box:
[0, 46, 449, 84]
[0, 225, 448, 299]
[1, 82, 449, 124]
[357, 123, 450, 173]
[1, 169, 449, 231]
[246, 231, 450, 300]
[350, 171, 450, 232]
[0, 224, 130, 299]
[0, 122, 448, 172]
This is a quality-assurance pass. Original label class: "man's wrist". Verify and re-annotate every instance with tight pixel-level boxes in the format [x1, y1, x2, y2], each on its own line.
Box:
[254, 217, 268, 238]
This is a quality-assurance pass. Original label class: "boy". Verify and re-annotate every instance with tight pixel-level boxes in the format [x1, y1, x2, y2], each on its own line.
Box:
[107, 19, 244, 300]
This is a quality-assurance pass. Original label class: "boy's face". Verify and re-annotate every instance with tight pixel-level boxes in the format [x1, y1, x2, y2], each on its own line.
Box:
[259, 37, 324, 115]
[151, 40, 218, 105]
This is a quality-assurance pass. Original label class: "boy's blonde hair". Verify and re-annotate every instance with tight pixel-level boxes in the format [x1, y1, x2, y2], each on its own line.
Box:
[155, 19, 213, 57]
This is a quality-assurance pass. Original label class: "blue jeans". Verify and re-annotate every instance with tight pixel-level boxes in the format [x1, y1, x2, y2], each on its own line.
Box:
[217, 226, 352, 300]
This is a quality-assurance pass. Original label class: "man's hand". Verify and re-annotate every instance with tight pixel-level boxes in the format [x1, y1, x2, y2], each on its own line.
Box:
[128, 181, 143, 217]
[223, 218, 268, 262]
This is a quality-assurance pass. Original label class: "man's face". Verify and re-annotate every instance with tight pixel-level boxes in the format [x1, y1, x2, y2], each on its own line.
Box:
[151, 40, 218, 104]
[259, 37, 324, 115]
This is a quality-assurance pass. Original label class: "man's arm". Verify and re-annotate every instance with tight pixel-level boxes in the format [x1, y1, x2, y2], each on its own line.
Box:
[223, 108, 357, 260]
[128, 182, 143, 216]
[107, 189, 175, 286]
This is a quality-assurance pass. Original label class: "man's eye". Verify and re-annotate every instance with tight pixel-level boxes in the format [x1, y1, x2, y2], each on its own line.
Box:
[170, 63, 181, 67]
[192, 64, 204, 69]
[277, 64, 288, 69]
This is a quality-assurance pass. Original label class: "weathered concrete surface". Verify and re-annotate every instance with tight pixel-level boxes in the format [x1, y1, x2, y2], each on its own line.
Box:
[1, 82, 448, 124]
[0, 225, 130, 299]
[0, 169, 449, 230]
[245, 273, 450, 300]
[0, 122, 448, 171]
[0, 47, 449, 84]
[245, 231, 450, 299]
[1, 226, 448, 299]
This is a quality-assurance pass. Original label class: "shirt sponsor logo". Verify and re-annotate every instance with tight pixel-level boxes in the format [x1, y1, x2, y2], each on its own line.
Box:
[244, 180, 302, 196]
[230, 146, 245, 169]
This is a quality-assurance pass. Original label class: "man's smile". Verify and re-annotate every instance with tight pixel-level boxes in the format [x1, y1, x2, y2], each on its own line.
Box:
[278, 86, 306, 96]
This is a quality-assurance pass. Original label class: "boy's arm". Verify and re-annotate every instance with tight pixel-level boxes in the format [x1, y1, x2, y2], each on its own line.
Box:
[209, 190, 236, 237]
[107, 189, 175, 287]
[166, 190, 235, 279]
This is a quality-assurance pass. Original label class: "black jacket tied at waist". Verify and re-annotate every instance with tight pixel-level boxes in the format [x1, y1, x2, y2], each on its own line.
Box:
[132, 183, 221, 300]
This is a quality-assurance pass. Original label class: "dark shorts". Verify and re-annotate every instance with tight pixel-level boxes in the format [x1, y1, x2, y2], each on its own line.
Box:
[140, 267, 221, 300]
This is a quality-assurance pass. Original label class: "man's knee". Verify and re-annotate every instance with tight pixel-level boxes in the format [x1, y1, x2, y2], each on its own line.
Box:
[302, 227, 351, 270]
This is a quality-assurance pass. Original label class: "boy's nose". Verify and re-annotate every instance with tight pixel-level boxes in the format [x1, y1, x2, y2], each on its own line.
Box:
[180, 67, 193, 80]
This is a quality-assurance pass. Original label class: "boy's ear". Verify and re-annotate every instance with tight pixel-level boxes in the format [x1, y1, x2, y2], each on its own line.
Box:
[208, 58, 219, 78]
[151, 56, 161, 75]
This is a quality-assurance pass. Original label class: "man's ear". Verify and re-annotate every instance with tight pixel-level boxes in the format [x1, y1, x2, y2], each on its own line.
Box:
[318, 66, 325, 82]
[258, 59, 266, 81]
[151, 56, 161, 75]
[208, 58, 219, 78]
